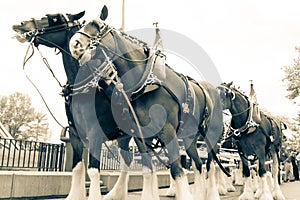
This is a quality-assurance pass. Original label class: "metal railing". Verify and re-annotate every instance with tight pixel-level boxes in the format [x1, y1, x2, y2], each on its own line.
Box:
[0, 138, 171, 172]
[100, 148, 169, 171]
[0, 138, 65, 171]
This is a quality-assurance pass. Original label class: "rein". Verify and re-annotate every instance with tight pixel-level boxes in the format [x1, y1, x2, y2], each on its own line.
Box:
[79, 24, 152, 63]
[20, 20, 84, 128]
[22, 42, 65, 128]
[230, 106, 251, 117]
[99, 48, 148, 150]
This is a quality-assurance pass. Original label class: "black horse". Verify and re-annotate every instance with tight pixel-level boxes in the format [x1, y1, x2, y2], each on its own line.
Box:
[13, 8, 226, 200]
[68, 10, 229, 199]
[218, 82, 285, 200]
[12, 10, 152, 200]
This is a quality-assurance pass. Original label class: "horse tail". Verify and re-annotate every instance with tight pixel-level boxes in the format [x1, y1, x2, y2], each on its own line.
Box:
[205, 135, 231, 177]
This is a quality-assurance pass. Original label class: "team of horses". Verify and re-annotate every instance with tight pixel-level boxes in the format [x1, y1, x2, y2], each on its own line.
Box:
[12, 6, 286, 200]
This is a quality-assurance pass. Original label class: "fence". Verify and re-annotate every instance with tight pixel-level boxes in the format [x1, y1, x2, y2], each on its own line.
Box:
[0, 138, 170, 172]
[0, 138, 65, 171]
[100, 148, 169, 171]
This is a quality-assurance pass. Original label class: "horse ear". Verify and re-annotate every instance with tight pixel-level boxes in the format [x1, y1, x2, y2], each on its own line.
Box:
[68, 11, 85, 21]
[100, 5, 108, 21]
[281, 122, 287, 130]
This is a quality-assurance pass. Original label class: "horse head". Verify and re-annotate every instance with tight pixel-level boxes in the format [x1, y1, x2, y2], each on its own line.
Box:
[12, 11, 85, 84]
[12, 11, 85, 48]
[69, 5, 111, 66]
[69, 18, 108, 66]
[69, 10, 151, 95]
[218, 82, 236, 110]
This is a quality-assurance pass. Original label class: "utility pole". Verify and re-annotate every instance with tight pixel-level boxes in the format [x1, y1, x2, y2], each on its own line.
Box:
[121, 0, 125, 31]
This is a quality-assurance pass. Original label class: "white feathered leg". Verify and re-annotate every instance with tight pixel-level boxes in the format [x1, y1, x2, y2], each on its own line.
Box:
[141, 167, 160, 200]
[104, 154, 129, 200]
[234, 162, 244, 186]
[226, 174, 236, 192]
[87, 168, 102, 200]
[103, 171, 128, 200]
[192, 161, 206, 200]
[66, 161, 86, 200]
[238, 177, 254, 200]
[250, 169, 259, 193]
[271, 155, 285, 200]
[254, 176, 263, 199]
[166, 170, 176, 197]
[174, 173, 193, 200]
[258, 175, 273, 200]
[216, 166, 227, 195]
[255, 172, 273, 199]
[206, 163, 220, 200]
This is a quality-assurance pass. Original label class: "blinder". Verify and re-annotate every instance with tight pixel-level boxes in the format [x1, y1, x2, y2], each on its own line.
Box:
[47, 14, 67, 26]
[32, 14, 82, 47]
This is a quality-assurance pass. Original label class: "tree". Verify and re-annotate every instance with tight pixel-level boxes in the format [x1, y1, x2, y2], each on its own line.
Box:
[22, 112, 50, 141]
[0, 92, 50, 141]
[282, 47, 300, 101]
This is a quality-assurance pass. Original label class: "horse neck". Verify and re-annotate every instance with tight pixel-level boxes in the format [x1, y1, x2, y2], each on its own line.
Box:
[58, 27, 80, 85]
[230, 93, 250, 128]
[61, 45, 79, 84]
[108, 30, 148, 77]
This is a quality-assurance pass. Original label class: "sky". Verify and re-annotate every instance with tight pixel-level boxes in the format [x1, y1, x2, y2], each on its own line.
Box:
[1, 0, 300, 142]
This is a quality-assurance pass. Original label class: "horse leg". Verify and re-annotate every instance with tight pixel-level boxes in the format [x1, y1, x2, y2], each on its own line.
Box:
[238, 157, 254, 200]
[66, 131, 86, 200]
[206, 152, 220, 200]
[216, 164, 228, 195]
[255, 155, 273, 200]
[104, 137, 132, 200]
[192, 160, 206, 200]
[250, 168, 259, 193]
[165, 133, 193, 200]
[234, 161, 244, 186]
[165, 169, 176, 197]
[225, 167, 236, 192]
[87, 139, 103, 200]
[134, 138, 160, 200]
[271, 151, 285, 200]
[185, 138, 206, 200]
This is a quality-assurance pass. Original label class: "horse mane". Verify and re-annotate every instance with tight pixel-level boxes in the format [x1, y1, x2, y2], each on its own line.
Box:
[230, 84, 247, 97]
[89, 18, 150, 51]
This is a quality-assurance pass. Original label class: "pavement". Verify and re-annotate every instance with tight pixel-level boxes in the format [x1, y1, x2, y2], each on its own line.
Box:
[127, 181, 300, 200]
[46, 180, 300, 200]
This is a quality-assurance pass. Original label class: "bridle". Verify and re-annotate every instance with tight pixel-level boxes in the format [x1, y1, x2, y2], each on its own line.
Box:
[220, 85, 259, 137]
[76, 20, 152, 64]
[17, 16, 83, 46]
[220, 85, 251, 117]
[22, 15, 84, 85]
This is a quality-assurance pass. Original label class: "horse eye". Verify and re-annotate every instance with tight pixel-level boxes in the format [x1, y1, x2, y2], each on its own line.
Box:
[75, 40, 81, 48]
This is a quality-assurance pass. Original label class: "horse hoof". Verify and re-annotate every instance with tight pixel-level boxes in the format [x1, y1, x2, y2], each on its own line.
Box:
[238, 191, 254, 200]
[272, 189, 285, 200]
[259, 193, 273, 200]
